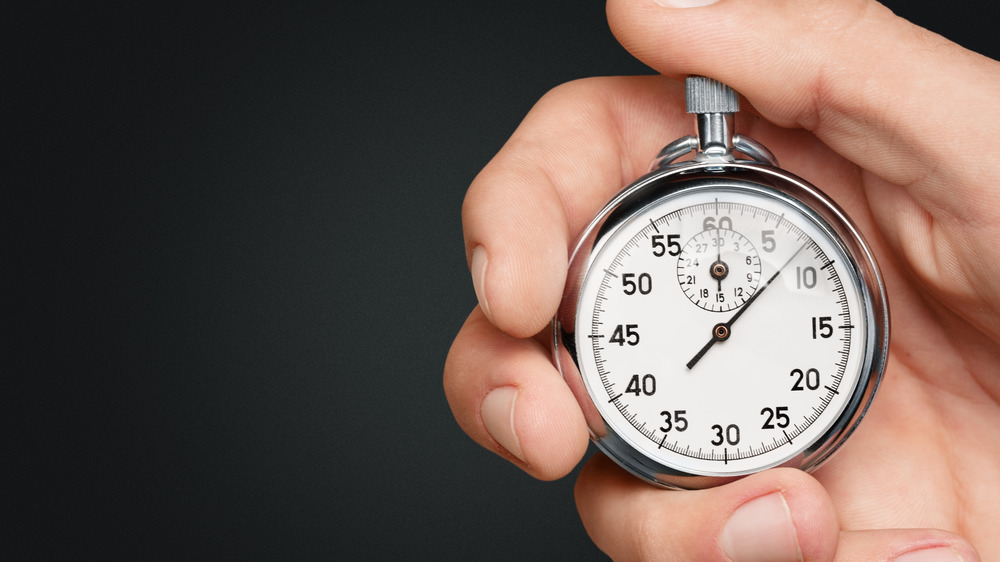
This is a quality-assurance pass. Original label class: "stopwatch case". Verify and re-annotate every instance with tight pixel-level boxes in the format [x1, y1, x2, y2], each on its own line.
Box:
[554, 160, 889, 490]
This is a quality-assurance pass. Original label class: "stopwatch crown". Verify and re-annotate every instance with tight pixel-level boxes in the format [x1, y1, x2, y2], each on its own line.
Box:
[686, 76, 739, 115]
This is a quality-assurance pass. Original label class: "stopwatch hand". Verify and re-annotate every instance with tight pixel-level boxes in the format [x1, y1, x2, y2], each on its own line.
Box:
[712, 237, 722, 293]
[686, 332, 720, 370]
[715, 244, 723, 293]
[686, 242, 807, 370]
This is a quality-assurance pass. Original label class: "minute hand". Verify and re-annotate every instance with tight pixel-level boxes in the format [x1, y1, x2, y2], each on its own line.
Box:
[686, 242, 809, 370]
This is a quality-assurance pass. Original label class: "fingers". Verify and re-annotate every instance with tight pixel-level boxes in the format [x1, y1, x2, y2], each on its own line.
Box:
[576, 456, 838, 561]
[455, 78, 691, 475]
[575, 455, 980, 561]
[606, 0, 1000, 344]
[463, 76, 687, 338]
[605, 0, 1000, 218]
[837, 529, 981, 561]
[443, 308, 589, 480]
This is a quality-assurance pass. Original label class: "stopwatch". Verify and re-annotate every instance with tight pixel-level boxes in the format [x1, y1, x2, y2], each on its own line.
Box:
[554, 77, 889, 490]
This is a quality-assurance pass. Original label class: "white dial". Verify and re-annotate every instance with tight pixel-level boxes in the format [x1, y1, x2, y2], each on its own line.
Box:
[558, 173, 887, 487]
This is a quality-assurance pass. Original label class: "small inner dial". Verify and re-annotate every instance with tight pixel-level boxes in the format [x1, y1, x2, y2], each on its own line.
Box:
[677, 228, 762, 312]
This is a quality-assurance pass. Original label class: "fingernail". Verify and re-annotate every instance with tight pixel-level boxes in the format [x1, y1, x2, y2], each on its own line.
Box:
[654, 0, 720, 8]
[893, 547, 965, 561]
[481, 386, 524, 461]
[721, 492, 801, 562]
[471, 246, 492, 320]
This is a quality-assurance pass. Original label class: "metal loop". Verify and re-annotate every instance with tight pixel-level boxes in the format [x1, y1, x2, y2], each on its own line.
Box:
[733, 135, 779, 167]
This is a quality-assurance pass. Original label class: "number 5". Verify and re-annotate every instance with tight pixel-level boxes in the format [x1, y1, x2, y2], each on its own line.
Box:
[761, 230, 776, 252]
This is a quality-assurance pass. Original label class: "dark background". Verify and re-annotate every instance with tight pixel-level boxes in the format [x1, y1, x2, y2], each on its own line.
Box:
[8, 1, 999, 559]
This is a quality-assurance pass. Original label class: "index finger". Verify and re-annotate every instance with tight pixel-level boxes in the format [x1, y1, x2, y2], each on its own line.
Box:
[606, 0, 1000, 222]
[462, 76, 688, 338]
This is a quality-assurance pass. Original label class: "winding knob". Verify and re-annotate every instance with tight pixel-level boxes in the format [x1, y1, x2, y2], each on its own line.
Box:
[685, 76, 739, 114]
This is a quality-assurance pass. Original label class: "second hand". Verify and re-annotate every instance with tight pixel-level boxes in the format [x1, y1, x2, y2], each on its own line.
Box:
[686, 241, 808, 370]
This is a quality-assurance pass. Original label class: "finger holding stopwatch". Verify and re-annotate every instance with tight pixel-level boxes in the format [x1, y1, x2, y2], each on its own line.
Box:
[444, 307, 590, 480]
[576, 455, 979, 562]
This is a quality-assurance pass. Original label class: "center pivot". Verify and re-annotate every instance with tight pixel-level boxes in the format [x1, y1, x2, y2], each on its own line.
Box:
[711, 261, 729, 281]
[713, 323, 730, 341]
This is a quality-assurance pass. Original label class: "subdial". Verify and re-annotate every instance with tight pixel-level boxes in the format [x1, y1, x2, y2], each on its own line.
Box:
[677, 229, 762, 312]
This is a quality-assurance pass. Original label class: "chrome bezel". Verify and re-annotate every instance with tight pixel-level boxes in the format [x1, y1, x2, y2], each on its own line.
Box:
[553, 161, 889, 490]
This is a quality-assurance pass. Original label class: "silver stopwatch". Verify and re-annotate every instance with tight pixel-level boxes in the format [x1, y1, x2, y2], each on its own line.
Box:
[554, 77, 889, 490]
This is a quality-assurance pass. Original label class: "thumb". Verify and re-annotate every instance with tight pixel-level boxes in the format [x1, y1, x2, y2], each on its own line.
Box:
[606, 0, 1000, 216]
[575, 455, 981, 561]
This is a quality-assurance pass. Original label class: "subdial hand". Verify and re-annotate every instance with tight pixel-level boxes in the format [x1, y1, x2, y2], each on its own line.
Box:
[686, 242, 808, 370]
[710, 230, 729, 292]
[711, 260, 727, 293]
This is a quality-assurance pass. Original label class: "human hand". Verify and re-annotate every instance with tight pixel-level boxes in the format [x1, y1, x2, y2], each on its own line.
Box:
[444, 0, 1000, 559]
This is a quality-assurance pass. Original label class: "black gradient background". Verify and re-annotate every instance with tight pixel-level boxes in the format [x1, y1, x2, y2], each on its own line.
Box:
[8, 1, 999, 559]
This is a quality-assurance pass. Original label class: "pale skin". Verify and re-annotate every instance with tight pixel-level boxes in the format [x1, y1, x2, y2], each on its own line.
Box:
[443, 0, 1000, 560]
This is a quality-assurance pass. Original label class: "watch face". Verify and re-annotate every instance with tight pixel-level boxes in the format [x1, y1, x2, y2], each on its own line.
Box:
[556, 165, 888, 488]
